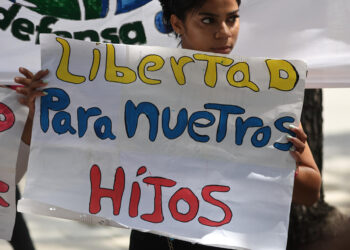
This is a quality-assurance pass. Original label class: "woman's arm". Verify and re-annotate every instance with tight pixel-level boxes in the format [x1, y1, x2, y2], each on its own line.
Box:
[14, 67, 49, 145]
[288, 124, 321, 206]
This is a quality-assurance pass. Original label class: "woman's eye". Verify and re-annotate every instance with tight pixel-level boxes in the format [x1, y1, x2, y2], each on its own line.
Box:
[228, 15, 239, 23]
[202, 17, 213, 24]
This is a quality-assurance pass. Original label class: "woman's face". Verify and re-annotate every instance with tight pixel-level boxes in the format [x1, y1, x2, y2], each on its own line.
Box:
[171, 0, 240, 54]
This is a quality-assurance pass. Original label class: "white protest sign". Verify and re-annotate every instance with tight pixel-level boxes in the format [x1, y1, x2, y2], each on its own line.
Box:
[0, 87, 27, 240]
[19, 35, 306, 250]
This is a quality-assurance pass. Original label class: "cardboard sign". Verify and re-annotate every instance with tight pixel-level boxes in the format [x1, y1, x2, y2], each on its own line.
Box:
[0, 87, 27, 240]
[19, 35, 306, 250]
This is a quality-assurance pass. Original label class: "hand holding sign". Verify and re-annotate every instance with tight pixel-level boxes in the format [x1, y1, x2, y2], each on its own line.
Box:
[14, 68, 48, 145]
[15, 68, 49, 118]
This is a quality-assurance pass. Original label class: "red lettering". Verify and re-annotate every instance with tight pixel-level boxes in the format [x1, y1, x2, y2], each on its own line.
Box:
[0, 180, 10, 207]
[137, 166, 147, 176]
[0, 103, 15, 133]
[129, 182, 141, 217]
[168, 188, 199, 222]
[141, 177, 176, 223]
[198, 185, 232, 227]
[89, 165, 125, 215]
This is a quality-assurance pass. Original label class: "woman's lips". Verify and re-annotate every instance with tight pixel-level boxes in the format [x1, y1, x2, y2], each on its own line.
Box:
[211, 46, 233, 54]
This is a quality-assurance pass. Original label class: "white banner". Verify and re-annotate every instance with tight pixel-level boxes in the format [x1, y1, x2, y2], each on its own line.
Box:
[19, 35, 306, 250]
[0, 87, 27, 240]
[0, 0, 349, 88]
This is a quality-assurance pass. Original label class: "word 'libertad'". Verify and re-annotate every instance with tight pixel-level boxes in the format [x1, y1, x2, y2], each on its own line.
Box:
[54, 37, 299, 92]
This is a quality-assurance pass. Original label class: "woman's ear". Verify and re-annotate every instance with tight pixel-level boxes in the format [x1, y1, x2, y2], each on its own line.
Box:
[170, 14, 185, 36]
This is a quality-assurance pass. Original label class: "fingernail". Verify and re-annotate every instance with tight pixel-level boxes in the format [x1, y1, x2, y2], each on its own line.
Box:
[14, 77, 19, 81]
[289, 146, 296, 152]
[43, 91, 48, 96]
[289, 124, 297, 129]
[286, 135, 293, 140]
[43, 80, 49, 84]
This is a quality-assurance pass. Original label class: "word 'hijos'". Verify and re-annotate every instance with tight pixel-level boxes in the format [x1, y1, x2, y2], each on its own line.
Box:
[89, 164, 232, 227]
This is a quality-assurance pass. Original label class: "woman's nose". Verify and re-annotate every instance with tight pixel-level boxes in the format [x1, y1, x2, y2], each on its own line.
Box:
[215, 22, 231, 39]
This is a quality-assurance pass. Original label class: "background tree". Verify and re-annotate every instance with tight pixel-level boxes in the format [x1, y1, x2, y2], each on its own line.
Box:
[287, 89, 348, 250]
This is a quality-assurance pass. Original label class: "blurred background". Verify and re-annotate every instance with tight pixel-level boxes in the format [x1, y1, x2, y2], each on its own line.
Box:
[0, 88, 349, 250]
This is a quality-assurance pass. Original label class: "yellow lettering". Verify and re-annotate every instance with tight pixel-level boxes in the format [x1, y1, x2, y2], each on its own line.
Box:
[193, 54, 233, 88]
[89, 49, 101, 81]
[56, 37, 86, 84]
[105, 44, 136, 84]
[138, 54, 165, 85]
[266, 59, 298, 91]
[170, 56, 194, 85]
[227, 62, 259, 92]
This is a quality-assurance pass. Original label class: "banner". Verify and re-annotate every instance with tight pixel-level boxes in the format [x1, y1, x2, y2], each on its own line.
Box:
[1, 0, 348, 246]
[0, 87, 27, 240]
[0, 0, 349, 87]
[0, 0, 176, 84]
[18, 35, 306, 250]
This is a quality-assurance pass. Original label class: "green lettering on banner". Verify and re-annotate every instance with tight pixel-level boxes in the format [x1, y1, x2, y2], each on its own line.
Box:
[35, 16, 58, 44]
[74, 30, 100, 42]
[0, 4, 21, 30]
[25, 0, 81, 20]
[120, 21, 146, 45]
[101, 28, 120, 44]
[11, 18, 34, 41]
[53, 31, 73, 39]
[0, 3, 147, 45]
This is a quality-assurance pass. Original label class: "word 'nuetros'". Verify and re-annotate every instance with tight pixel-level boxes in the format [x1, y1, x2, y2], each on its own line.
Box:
[55, 37, 299, 92]
[40, 88, 295, 151]
[90, 165, 232, 227]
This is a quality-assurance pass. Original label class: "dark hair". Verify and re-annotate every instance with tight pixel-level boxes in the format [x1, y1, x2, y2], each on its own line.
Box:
[159, 0, 241, 33]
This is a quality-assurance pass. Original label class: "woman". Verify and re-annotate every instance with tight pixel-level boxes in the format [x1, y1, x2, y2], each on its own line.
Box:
[15, 0, 321, 249]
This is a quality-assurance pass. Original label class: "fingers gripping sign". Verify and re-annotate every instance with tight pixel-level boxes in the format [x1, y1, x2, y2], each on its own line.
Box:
[287, 124, 308, 169]
[15, 68, 49, 112]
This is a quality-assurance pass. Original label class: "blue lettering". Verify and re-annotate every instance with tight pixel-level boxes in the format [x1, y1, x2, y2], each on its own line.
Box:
[125, 100, 159, 141]
[204, 103, 245, 142]
[52, 111, 76, 135]
[251, 126, 271, 147]
[40, 88, 70, 132]
[77, 107, 102, 137]
[162, 107, 188, 139]
[188, 111, 215, 142]
[94, 116, 116, 140]
[273, 116, 296, 151]
[235, 117, 263, 145]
